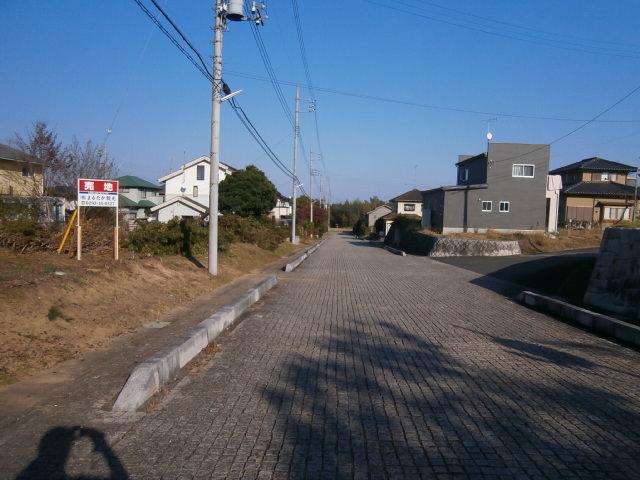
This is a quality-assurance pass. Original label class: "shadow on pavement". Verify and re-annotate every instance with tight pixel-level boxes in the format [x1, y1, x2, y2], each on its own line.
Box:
[347, 241, 383, 248]
[258, 319, 640, 478]
[16, 427, 129, 480]
[465, 253, 597, 304]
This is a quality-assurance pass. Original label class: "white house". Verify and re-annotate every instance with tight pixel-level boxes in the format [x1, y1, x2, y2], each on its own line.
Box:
[151, 156, 235, 223]
[268, 194, 292, 223]
[379, 189, 423, 235]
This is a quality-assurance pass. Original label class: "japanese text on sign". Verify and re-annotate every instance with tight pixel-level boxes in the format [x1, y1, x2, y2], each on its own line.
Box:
[77, 179, 119, 207]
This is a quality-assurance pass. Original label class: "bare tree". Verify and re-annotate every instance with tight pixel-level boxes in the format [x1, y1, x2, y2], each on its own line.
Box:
[9, 121, 63, 196]
[64, 138, 119, 184]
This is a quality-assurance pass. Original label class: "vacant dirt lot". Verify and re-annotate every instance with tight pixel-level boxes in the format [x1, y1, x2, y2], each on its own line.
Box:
[0, 242, 300, 385]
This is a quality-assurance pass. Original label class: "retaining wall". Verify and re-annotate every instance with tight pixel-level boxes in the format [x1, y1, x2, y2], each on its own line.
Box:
[584, 227, 640, 320]
[391, 231, 520, 257]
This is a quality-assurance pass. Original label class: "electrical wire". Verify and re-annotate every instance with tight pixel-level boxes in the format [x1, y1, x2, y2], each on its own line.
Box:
[225, 70, 640, 124]
[364, 0, 640, 60]
[132, 0, 302, 189]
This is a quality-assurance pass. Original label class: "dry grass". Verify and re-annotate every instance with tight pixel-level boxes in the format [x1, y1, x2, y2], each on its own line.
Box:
[0, 241, 302, 385]
[421, 228, 605, 255]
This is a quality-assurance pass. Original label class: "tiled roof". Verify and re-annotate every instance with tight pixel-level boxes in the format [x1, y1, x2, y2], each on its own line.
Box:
[390, 189, 423, 202]
[550, 157, 635, 175]
[562, 181, 636, 197]
[0, 143, 40, 164]
[117, 175, 160, 189]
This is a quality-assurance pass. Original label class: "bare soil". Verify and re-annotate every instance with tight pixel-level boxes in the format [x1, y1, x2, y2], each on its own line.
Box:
[0, 242, 300, 385]
[421, 228, 604, 255]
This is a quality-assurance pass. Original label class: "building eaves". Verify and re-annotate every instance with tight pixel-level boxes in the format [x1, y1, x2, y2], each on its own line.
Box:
[562, 181, 636, 197]
[550, 157, 636, 175]
[422, 184, 488, 195]
[390, 189, 423, 202]
[455, 152, 486, 166]
[0, 143, 42, 164]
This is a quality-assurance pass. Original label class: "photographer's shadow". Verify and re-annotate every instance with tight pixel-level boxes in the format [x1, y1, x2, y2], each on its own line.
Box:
[17, 426, 129, 480]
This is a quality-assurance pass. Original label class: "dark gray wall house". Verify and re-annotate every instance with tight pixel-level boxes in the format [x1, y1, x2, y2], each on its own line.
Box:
[423, 143, 550, 233]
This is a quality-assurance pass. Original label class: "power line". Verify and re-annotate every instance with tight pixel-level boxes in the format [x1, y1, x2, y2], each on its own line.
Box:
[225, 70, 640, 124]
[395, 0, 640, 51]
[364, 0, 640, 60]
[131, 0, 302, 189]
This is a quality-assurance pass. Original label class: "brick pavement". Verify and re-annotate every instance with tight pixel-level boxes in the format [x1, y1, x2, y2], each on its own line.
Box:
[4, 233, 640, 479]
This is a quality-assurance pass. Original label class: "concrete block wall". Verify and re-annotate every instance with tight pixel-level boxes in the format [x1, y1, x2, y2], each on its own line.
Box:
[584, 228, 640, 320]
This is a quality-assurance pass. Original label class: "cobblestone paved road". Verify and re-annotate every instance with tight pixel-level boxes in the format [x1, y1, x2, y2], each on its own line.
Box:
[5, 233, 640, 479]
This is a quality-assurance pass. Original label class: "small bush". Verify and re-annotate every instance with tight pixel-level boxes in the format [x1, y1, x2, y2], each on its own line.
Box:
[47, 305, 63, 321]
[352, 218, 370, 238]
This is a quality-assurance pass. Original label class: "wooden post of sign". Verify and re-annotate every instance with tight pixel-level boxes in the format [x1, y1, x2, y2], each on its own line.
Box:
[76, 206, 82, 261]
[114, 204, 119, 260]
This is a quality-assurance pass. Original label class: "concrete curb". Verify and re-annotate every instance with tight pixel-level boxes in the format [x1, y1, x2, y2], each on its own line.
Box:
[112, 275, 278, 412]
[283, 239, 326, 273]
[519, 291, 640, 348]
[384, 245, 406, 257]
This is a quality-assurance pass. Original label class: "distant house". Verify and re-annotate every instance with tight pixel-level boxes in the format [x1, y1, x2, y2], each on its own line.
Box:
[151, 156, 235, 223]
[378, 189, 423, 235]
[0, 143, 43, 196]
[549, 157, 639, 224]
[364, 204, 392, 228]
[117, 175, 164, 227]
[268, 194, 292, 223]
[422, 142, 554, 233]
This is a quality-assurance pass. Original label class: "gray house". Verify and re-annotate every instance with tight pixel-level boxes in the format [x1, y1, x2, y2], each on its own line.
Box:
[422, 142, 550, 233]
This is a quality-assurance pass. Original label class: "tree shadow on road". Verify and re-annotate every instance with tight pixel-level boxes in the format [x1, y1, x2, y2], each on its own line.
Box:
[16, 426, 129, 480]
[258, 319, 640, 478]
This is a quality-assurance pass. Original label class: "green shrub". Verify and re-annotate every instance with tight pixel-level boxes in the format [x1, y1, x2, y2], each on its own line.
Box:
[125, 215, 289, 256]
[352, 218, 370, 238]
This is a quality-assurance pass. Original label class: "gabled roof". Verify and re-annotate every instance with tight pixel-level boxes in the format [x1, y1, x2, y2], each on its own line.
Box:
[117, 175, 160, 190]
[365, 204, 392, 215]
[0, 143, 41, 164]
[158, 156, 236, 183]
[150, 195, 208, 213]
[562, 181, 636, 197]
[390, 189, 423, 202]
[119, 196, 139, 208]
[550, 157, 636, 175]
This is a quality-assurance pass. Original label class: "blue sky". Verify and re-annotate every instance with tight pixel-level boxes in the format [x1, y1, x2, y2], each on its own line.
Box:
[2, 0, 639, 201]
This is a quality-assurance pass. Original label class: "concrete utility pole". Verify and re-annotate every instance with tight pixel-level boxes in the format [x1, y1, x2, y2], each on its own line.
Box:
[208, 0, 224, 275]
[634, 165, 639, 222]
[309, 149, 313, 224]
[291, 87, 300, 244]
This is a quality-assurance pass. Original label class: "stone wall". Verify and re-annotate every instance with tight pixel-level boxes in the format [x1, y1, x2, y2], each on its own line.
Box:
[393, 231, 521, 257]
[584, 228, 640, 320]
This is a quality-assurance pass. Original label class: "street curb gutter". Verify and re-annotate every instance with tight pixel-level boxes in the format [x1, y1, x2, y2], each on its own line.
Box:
[112, 275, 278, 412]
[283, 239, 326, 272]
[384, 245, 406, 257]
[519, 291, 640, 348]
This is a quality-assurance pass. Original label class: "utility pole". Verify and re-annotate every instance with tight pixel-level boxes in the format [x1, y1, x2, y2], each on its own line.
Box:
[309, 148, 314, 224]
[207, 1, 264, 275]
[634, 164, 639, 222]
[291, 87, 300, 244]
[208, 0, 224, 275]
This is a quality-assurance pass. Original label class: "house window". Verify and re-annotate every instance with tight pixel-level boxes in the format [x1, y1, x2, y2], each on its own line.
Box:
[404, 203, 415, 212]
[21, 166, 32, 177]
[120, 187, 130, 193]
[141, 189, 147, 198]
[482, 201, 492, 212]
[512, 164, 535, 178]
[197, 165, 205, 181]
[603, 206, 630, 220]
[600, 172, 610, 181]
[460, 168, 469, 182]
[499, 201, 510, 213]
[193, 186, 199, 197]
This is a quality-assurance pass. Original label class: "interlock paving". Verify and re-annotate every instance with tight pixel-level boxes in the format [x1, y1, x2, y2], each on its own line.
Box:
[6, 233, 640, 479]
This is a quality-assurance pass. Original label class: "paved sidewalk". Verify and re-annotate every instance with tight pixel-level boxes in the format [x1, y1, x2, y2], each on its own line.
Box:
[3, 233, 640, 479]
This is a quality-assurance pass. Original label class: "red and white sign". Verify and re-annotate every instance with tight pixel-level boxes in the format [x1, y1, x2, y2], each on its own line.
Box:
[77, 178, 119, 207]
